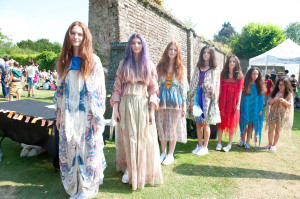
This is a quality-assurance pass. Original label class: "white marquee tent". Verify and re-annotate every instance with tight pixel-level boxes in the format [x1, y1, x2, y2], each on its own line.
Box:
[249, 39, 300, 78]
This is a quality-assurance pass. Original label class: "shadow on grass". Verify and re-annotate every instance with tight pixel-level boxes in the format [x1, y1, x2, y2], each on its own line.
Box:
[175, 139, 266, 154]
[173, 163, 300, 180]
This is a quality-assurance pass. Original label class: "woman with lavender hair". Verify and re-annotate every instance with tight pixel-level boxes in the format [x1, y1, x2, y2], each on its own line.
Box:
[110, 33, 163, 190]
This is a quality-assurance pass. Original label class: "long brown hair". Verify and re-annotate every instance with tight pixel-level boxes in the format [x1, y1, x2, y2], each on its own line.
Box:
[57, 21, 93, 80]
[271, 77, 293, 99]
[221, 54, 243, 80]
[196, 45, 217, 70]
[243, 67, 266, 95]
[157, 41, 183, 79]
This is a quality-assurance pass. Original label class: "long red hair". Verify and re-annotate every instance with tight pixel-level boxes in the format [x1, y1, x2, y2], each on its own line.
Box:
[157, 41, 183, 79]
[57, 21, 93, 80]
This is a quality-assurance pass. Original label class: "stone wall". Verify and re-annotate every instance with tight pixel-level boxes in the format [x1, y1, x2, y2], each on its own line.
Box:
[89, 0, 226, 81]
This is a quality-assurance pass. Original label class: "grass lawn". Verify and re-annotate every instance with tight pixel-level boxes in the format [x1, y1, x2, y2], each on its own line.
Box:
[0, 85, 299, 198]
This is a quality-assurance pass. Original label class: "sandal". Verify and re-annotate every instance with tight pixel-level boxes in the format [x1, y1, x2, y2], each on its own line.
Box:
[237, 141, 245, 147]
[245, 143, 250, 149]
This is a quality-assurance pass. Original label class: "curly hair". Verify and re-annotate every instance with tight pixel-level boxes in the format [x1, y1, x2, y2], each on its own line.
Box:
[271, 77, 293, 99]
[243, 67, 266, 95]
[157, 41, 183, 79]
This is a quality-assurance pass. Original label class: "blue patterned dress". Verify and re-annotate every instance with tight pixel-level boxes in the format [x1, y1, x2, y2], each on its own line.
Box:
[239, 84, 264, 145]
[54, 55, 106, 198]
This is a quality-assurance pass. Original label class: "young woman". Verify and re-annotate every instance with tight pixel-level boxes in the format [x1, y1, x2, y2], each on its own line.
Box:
[8, 61, 23, 101]
[216, 55, 244, 152]
[54, 21, 106, 199]
[264, 74, 274, 105]
[110, 33, 163, 190]
[156, 41, 188, 165]
[264, 77, 294, 151]
[239, 67, 266, 149]
[188, 45, 221, 156]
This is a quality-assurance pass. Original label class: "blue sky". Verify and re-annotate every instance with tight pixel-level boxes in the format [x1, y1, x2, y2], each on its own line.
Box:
[1, 0, 300, 44]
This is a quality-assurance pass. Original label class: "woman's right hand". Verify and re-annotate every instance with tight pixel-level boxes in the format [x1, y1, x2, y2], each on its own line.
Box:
[114, 109, 120, 123]
[56, 110, 60, 131]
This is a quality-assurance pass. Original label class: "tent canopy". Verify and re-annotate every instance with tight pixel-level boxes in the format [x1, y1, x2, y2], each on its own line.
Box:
[249, 39, 300, 66]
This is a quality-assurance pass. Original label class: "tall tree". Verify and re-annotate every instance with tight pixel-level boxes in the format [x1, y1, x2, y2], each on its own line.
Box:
[285, 22, 300, 45]
[213, 22, 236, 44]
[230, 22, 286, 58]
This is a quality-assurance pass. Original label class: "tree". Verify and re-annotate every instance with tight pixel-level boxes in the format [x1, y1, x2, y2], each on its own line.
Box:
[285, 22, 300, 45]
[230, 22, 286, 58]
[17, 39, 62, 54]
[213, 22, 236, 44]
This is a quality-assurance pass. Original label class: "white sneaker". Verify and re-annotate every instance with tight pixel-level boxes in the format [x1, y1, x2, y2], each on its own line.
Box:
[196, 147, 208, 156]
[160, 153, 167, 163]
[162, 154, 174, 165]
[122, 171, 129, 183]
[192, 145, 202, 154]
[222, 145, 231, 152]
[216, 144, 222, 151]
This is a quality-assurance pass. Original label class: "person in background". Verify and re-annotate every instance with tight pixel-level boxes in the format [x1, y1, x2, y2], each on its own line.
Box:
[8, 61, 23, 101]
[25, 60, 38, 98]
[283, 70, 289, 78]
[0, 56, 10, 98]
[264, 74, 274, 105]
[290, 74, 299, 108]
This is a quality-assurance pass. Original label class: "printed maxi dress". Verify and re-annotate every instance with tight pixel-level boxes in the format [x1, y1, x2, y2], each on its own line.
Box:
[54, 55, 106, 197]
[156, 71, 188, 143]
[218, 77, 244, 137]
[188, 67, 221, 125]
[239, 84, 264, 145]
[265, 92, 294, 135]
[110, 62, 163, 190]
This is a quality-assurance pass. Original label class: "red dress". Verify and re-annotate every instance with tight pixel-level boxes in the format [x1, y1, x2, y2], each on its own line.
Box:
[218, 77, 244, 136]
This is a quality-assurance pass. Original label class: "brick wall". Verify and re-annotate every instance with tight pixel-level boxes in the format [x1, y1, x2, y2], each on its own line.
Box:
[89, 0, 226, 80]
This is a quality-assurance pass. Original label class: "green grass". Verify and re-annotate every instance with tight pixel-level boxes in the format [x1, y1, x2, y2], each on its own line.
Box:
[0, 87, 300, 198]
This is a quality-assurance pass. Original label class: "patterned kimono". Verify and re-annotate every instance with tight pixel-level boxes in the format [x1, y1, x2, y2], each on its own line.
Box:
[239, 84, 264, 145]
[265, 92, 294, 135]
[156, 70, 188, 143]
[110, 62, 163, 190]
[188, 67, 221, 125]
[218, 77, 244, 137]
[53, 55, 106, 198]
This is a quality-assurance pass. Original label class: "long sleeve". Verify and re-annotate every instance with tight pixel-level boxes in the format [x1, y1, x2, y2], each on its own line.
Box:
[110, 62, 123, 108]
[85, 55, 106, 127]
[148, 62, 159, 108]
[203, 67, 220, 100]
[53, 78, 65, 114]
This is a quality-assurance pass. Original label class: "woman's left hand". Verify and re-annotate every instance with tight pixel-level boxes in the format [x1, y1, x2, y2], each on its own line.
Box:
[149, 111, 154, 125]
[91, 118, 99, 132]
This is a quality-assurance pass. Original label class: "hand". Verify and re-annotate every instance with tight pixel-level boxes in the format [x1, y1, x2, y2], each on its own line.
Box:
[90, 118, 99, 132]
[259, 111, 262, 116]
[181, 109, 186, 117]
[114, 109, 120, 123]
[56, 111, 60, 131]
[149, 111, 154, 125]
[235, 104, 240, 112]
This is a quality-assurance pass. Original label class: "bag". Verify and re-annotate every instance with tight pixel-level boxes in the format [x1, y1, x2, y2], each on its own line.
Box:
[34, 71, 39, 83]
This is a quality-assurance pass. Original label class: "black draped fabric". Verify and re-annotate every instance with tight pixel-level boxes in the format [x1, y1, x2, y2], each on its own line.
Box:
[0, 99, 58, 168]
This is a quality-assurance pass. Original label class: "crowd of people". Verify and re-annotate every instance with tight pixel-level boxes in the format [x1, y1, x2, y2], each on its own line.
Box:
[0, 58, 58, 101]
[0, 21, 297, 199]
